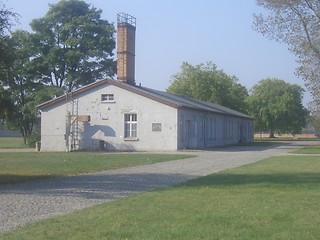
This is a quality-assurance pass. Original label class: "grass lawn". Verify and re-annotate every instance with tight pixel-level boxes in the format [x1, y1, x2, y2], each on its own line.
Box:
[254, 137, 320, 142]
[292, 144, 320, 154]
[0, 137, 28, 149]
[1, 155, 319, 239]
[0, 152, 195, 184]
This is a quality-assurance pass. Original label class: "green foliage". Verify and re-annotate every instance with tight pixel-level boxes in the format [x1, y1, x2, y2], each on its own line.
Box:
[0, 35, 15, 80]
[6, 85, 63, 143]
[0, 2, 18, 80]
[246, 78, 308, 135]
[0, 153, 195, 184]
[27, 128, 40, 147]
[29, 0, 116, 91]
[0, 85, 14, 121]
[167, 62, 249, 112]
[308, 100, 320, 131]
[2, 155, 320, 239]
[2, 30, 64, 143]
[254, 0, 320, 119]
[1, 31, 37, 141]
[0, 1, 18, 35]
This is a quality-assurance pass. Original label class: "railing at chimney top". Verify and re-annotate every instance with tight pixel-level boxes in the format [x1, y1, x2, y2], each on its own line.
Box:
[117, 12, 136, 27]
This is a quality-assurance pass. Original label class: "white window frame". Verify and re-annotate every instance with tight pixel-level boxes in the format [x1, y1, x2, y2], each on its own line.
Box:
[124, 113, 138, 140]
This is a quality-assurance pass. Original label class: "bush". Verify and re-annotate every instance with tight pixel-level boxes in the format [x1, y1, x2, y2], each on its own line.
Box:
[27, 130, 41, 148]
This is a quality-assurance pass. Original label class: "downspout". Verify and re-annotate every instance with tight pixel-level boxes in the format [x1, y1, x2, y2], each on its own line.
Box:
[203, 114, 206, 147]
[65, 92, 70, 152]
[203, 112, 210, 147]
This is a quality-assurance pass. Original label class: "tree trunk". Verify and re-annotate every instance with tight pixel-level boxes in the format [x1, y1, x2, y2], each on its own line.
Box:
[20, 127, 27, 145]
[269, 131, 275, 138]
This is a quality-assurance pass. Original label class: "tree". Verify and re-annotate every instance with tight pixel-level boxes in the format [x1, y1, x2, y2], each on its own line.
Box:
[0, 1, 18, 124]
[3, 30, 63, 143]
[29, 0, 116, 92]
[253, 0, 320, 112]
[0, 1, 18, 34]
[0, 38, 14, 124]
[0, 85, 14, 122]
[0, 1, 18, 78]
[167, 62, 249, 112]
[246, 78, 308, 137]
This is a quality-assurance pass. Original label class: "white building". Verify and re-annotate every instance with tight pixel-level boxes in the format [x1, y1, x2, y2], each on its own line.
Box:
[37, 13, 254, 151]
[37, 78, 253, 151]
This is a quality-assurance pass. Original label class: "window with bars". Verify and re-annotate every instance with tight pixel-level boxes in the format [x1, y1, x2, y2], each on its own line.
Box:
[124, 114, 137, 139]
[101, 94, 115, 102]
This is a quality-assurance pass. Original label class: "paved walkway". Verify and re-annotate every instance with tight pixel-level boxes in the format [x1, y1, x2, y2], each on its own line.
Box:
[0, 142, 314, 232]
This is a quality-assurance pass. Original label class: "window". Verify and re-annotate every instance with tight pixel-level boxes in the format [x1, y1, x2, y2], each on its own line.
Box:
[124, 114, 137, 139]
[101, 94, 114, 102]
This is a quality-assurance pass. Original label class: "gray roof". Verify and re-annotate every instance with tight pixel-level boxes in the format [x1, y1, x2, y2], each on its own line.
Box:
[37, 79, 252, 119]
[136, 85, 252, 119]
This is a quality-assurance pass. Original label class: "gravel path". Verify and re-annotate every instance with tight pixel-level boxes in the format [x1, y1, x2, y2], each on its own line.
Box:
[0, 142, 312, 232]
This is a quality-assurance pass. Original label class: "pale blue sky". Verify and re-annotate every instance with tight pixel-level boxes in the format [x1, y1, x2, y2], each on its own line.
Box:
[4, 0, 311, 104]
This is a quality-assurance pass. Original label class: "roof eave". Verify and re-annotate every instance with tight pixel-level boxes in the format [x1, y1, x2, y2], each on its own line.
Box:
[37, 79, 182, 110]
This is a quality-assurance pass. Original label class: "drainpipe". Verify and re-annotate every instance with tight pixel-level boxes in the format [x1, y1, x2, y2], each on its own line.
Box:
[203, 112, 209, 147]
[65, 93, 70, 152]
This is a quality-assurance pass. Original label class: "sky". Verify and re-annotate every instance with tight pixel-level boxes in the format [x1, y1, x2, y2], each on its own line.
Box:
[4, 0, 312, 105]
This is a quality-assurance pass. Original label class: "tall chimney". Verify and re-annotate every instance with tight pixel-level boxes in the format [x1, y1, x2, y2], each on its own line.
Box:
[117, 13, 136, 85]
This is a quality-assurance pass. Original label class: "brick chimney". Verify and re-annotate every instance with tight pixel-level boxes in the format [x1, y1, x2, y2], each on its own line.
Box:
[117, 13, 136, 85]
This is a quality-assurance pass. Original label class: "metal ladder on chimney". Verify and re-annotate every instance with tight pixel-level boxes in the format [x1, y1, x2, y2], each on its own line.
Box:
[70, 100, 79, 151]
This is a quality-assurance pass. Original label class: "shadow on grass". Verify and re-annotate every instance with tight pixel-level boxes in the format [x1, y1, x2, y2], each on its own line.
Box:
[184, 172, 320, 187]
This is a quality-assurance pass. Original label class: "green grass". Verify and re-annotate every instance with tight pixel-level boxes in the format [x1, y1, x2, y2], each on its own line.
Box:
[0, 137, 28, 149]
[254, 137, 320, 141]
[292, 144, 320, 154]
[1, 155, 320, 239]
[0, 152, 195, 184]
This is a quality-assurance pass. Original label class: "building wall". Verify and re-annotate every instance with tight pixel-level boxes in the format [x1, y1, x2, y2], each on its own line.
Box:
[41, 102, 68, 151]
[177, 109, 254, 149]
[40, 83, 178, 151]
[40, 83, 253, 152]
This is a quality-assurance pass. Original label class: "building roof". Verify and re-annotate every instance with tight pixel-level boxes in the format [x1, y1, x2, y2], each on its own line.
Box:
[37, 79, 253, 119]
